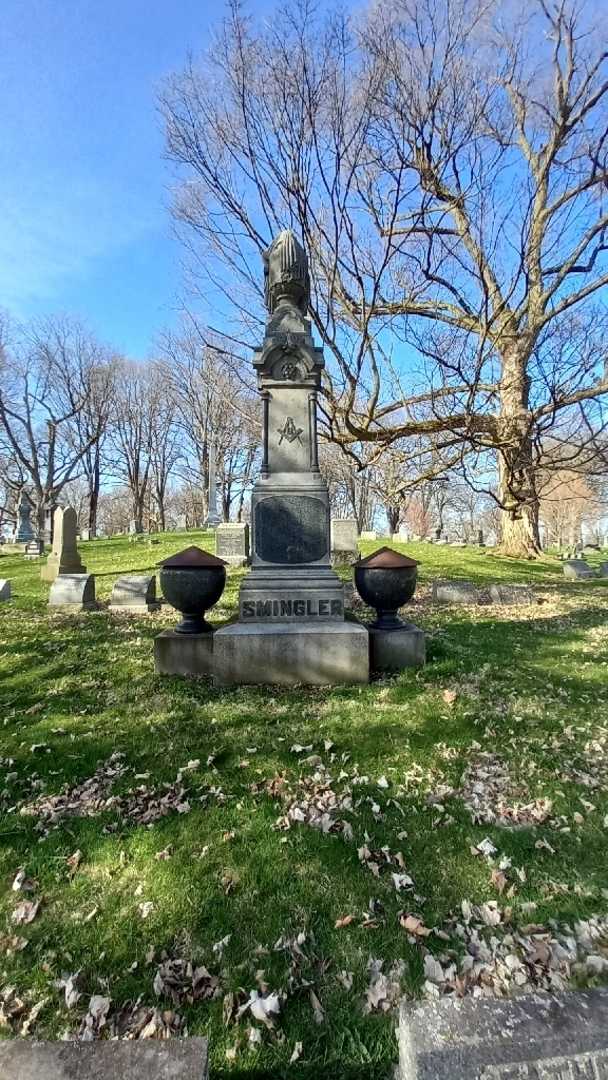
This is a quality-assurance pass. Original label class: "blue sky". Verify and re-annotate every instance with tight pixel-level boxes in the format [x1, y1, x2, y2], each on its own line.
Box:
[0, 0, 264, 358]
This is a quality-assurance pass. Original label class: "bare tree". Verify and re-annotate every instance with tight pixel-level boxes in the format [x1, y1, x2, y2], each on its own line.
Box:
[66, 357, 117, 535]
[109, 361, 158, 533]
[160, 328, 259, 522]
[161, 0, 608, 556]
[0, 315, 114, 532]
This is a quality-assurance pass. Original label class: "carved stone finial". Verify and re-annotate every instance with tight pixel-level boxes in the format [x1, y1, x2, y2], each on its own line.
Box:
[263, 230, 310, 315]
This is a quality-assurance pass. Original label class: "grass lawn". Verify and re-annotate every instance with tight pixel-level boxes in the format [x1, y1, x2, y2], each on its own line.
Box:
[0, 532, 607, 1077]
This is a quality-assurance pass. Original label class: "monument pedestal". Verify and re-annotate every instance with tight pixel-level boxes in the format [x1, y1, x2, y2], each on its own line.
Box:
[369, 622, 425, 673]
[213, 619, 369, 686]
[154, 630, 214, 677]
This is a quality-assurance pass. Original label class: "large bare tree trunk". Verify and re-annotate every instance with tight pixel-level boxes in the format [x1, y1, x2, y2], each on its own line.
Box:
[495, 344, 542, 558]
[497, 449, 541, 557]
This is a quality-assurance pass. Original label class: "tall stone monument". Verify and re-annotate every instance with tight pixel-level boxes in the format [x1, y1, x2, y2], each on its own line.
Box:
[204, 439, 222, 528]
[214, 230, 368, 685]
[41, 507, 86, 583]
[15, 492, 36, 544]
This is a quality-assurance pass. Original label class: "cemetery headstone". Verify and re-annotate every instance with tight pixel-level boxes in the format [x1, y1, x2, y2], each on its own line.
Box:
[398, 987, 608, 1080]
[361, 530, 378, 540]
[205, 439, 222, 528]
[15, 493, 35, 545]
[563, 559, 596, 580]
[48, 573, 96, 611]
[432, 579, 480, 604]
[25, 538, 44, 559]
[109, 574, 161, 612]
[0, 1036, 208, 1080]
[81, 527, 91, 541]
[0, 579, 11, 601]
[43, 502, 57, 544]
[41, 507, 86, 583]
[489, 583, 536, 605]
[129, 519, 138, 534]
[216, 522, 250, 566]
[331, 518, 359, 562]
[213, 229, 368, 685]
[176, 514, 187, 530]
[599, 562, 608, 577]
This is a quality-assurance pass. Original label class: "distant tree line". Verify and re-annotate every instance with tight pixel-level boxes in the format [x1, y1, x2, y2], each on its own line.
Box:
[0, 311, 604, 546]
[0, 315, 259, 538]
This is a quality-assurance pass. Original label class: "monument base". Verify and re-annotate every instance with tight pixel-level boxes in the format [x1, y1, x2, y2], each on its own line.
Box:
[213, 619, 369, 686]
[154, 629, 214, 677]
[41, 556, 86, 583]
[369, 622, 425, 673]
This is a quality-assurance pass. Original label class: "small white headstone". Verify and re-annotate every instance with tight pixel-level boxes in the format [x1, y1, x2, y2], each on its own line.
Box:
[331, 519, 358, 556]
[216, 523, 250, 566]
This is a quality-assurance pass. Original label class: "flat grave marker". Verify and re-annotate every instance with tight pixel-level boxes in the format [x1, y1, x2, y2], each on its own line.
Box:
[398, 988, 608, 1080]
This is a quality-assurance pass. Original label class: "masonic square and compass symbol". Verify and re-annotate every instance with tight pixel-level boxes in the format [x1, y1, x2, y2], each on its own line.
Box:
[277, 416, 304, 445]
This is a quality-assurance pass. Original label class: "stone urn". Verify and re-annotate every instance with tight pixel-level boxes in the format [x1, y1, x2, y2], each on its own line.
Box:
[159, 546, 227, 634]
[354, 547, 418, 630]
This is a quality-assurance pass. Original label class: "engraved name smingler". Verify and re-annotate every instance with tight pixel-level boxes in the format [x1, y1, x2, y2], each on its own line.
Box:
[242, 599, 343, 618]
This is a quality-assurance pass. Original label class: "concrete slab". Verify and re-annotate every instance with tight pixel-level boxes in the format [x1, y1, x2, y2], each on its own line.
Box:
[48, 574, 96, 611]
[213, 619, 369, 685]
[563, 559, 596, 580]
[109, 574, 160, 613]
[398, 989, 608, 1079]
[489, 583, 536, 605]
[0, 1037, 208, 1079]
[432, 579, 480, 604]
[369, 623, 425, 672]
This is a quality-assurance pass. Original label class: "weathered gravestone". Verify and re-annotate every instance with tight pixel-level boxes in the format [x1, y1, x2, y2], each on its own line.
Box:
[176, 514, 187, 530]
[109, 574, 160, 612]
[41, 508, 86, 583]
[48, 573, 96, 611]
[563, 559, 596, 580]
[489, 583, 536, 605]
[205, 439, 222, 528]
[213, 230, 368, 685]
[599, 562, 608, 577]
[216, 522, 250, 566]
[25, 538, 44, 559]
[0, 1036, 208, 1079]
[331, 518, 359, 562]
[361, 530, 378, 540]
[398, 988, 608, 1080]
[0, 579, 11, 601]
[128, 519, 138, 534]
[15, 492, 36, 544]
[432, 579, 480, 604]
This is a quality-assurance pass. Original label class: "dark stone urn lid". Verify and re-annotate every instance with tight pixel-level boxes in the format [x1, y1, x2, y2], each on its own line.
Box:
[158, 546, 227, 568]
[355, 546, 418, 568]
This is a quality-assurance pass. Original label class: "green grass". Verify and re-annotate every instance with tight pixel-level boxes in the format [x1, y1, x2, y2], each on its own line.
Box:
[0, 532, 607, 1077]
